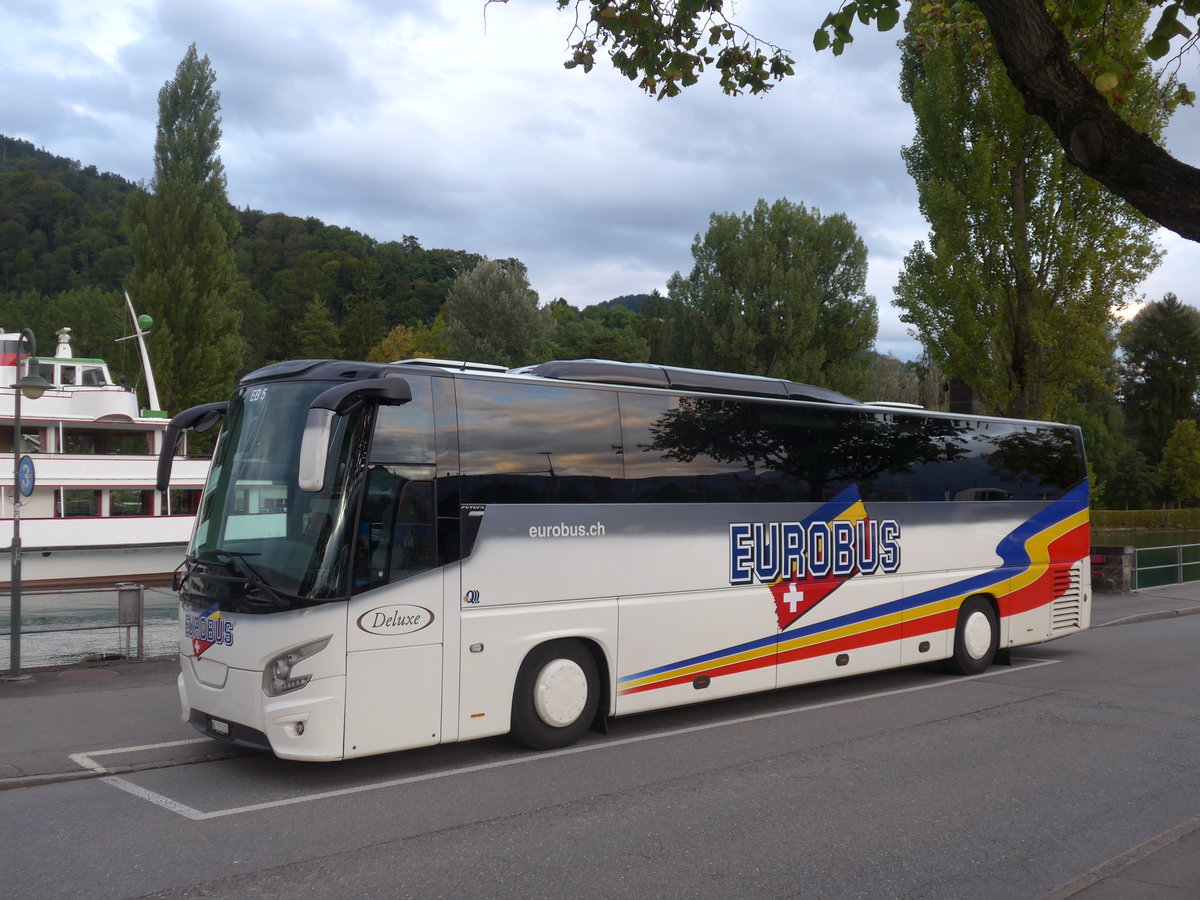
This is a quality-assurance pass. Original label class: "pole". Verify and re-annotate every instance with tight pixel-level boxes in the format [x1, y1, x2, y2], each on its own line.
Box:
[8, 379, 21, 678]
[5, 329, 45, 681]
[123, 290, 161, 413]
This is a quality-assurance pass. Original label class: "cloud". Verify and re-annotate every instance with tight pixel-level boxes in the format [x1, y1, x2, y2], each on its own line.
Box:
[4, 0, 1198, 366]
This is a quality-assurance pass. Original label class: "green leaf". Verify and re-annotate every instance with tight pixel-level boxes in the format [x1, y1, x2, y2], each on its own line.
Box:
[877, 7, 900, 31]
[1147, 36, 1172, 59]
[813, 28, 831, 51]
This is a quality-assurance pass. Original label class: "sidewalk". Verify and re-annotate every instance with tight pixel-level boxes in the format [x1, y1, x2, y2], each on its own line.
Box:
[3, 585, 1200, 895]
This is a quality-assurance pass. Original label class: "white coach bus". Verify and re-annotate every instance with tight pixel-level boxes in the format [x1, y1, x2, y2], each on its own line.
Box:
[158, 358, 1091, 761]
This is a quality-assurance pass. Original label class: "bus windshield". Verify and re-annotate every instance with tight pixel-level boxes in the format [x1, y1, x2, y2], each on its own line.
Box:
[189, 379, 370, 605]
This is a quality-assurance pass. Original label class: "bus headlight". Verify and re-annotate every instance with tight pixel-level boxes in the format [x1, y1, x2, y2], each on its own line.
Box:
[263, 636, 331, 697]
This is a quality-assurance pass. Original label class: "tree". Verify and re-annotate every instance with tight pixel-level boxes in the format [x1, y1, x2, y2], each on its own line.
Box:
[894, 1, 1162, 420]
[665, 198, 877, 394]
[862, 353, 920, 404]
[124, 44, 244, 413]
[548, 1, 1200, 244]
[1057, 385, 1142, 509]
[340, 257, 387, 361]
[294, 296, 342, 359]
[341, 292, 387, 361]
[439, 259, 555, 366]
[639, 289, 671, 362]
[550, 300, 650, 361]
[1106, 446, 1160, 510]
[367, 320, 450, 362]
[1119, 293, 1200, 462]
[1159, 419, 1200, 506]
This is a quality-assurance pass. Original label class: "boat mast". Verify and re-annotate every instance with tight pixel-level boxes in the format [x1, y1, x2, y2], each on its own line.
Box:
[121, 290, 162, 414]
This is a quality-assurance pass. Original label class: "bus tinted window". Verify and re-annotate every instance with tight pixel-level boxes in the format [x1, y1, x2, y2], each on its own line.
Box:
[354, 465, 436, 593]
[370, 375, 435, 465]
[975, 422, 1084, 500]
[852, 414, 1084, 502]
[621, 394, 758, 502]
[751, 404, 862, 502]
[458, 380, 623, 504]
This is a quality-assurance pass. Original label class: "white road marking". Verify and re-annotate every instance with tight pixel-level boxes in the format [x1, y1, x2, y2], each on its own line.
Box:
[71, 659, 1059, 820]
[69, 737, 212, 774]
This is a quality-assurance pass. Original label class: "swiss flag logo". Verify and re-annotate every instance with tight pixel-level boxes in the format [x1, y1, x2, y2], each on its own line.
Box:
[768, 486, 871, 630]
[771, 574, 852, 631]
[191, 607, 222, 658]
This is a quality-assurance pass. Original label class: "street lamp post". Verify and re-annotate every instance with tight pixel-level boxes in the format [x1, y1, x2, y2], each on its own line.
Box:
[6, 328, 50, 680]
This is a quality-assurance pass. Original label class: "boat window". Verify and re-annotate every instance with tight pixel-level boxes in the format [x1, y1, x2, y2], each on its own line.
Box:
[169, 489, 201, 516]
[62, 430, 153, 455]
[105, 432, 153, 454]
[81, 367, 106, 386]
[37, 363, 56, 385]
[61, 489, 100, 517]
[4, 428, 41, 453]
[111, 490, 153, 516]
[61, 366, 77, 386]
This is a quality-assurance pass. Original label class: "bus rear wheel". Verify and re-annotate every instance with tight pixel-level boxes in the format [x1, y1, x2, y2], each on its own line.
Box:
[510, 639, 599, 750]
[947, 596, 998, 676]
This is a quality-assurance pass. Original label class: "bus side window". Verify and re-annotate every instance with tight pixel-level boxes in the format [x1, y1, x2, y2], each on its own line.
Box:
[354, 465, 435, 593]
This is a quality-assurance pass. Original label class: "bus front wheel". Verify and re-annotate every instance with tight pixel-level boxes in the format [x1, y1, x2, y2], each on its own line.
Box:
[947, 596, 998, 676]
[510, 639, 599, 750]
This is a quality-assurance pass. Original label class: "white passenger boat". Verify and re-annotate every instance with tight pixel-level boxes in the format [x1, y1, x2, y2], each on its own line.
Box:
[1, 316, 209, 590]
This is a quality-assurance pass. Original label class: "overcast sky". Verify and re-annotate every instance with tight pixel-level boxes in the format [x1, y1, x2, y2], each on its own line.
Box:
[3, 1, 1200, 360]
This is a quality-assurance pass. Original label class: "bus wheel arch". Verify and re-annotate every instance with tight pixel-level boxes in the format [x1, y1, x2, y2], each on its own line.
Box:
[947, 594, 999, 676]
[509, 638, 604, 750]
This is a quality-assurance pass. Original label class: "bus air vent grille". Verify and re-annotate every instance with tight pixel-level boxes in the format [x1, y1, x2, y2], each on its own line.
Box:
[1050, 567, 1082, 631]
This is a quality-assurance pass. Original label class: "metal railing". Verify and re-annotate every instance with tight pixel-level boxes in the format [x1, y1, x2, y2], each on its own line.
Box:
[0, 583, 145, 663]
[1133, 544, 1200, 589]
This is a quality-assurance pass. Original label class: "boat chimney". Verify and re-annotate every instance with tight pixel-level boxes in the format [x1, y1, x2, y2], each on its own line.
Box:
[55, 327, 73, 358]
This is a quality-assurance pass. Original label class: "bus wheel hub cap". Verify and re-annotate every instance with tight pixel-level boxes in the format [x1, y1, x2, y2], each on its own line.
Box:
[964, 611, 992, 659]
[534, 659, 588, 727]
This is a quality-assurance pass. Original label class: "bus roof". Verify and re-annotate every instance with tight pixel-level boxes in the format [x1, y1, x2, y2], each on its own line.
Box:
[236, 357, 1075, 429]
[511, 359, 858, 404]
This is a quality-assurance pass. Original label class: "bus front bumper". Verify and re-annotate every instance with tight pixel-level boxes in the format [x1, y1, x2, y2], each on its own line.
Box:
[177, 661, 348, 761]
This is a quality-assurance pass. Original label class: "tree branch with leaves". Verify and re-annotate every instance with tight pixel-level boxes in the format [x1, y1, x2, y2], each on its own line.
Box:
[542, 0, 1200, 243]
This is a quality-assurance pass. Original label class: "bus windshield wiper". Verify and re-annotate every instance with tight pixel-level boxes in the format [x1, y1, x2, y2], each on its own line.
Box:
[206, 549, 293, 610]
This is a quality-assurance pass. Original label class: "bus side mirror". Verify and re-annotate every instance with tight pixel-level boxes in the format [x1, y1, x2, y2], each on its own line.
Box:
[156, 401, 229, 492]
[298, 377, 411, 493]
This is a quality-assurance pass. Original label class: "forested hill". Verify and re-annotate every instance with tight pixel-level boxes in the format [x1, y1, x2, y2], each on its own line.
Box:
[0, 135, 489, 372]
[0, 135, 137, 297]
[598, 293, 653, 313]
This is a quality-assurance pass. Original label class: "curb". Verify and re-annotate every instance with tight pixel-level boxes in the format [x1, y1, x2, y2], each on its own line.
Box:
[0, 769, 99, 792]
[1043, 814, 1200, 899]
[1097, 603, 1200, 628]
[0, 744, 250, 792]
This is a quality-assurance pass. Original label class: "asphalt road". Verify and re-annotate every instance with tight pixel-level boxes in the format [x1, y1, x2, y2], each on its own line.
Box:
[2, 609, 1199, 899]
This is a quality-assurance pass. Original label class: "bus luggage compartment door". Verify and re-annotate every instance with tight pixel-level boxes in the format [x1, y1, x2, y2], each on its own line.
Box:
[616, 587, 776, 716]
[343, 644, 442, 758]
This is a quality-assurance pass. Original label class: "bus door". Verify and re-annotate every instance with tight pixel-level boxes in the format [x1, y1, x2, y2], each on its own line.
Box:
[343, 465, 444, 757]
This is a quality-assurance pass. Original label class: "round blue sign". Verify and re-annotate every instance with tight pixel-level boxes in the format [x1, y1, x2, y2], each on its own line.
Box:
[18, 455, 35, 497]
